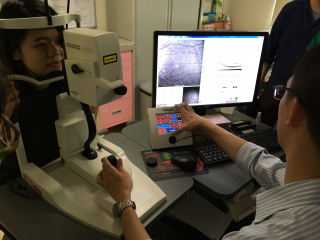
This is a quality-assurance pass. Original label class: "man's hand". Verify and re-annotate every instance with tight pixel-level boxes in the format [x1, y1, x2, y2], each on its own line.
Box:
[4, 81, 20, 118]
[171, 101, 209, 136]
[97, 157, 132, 203]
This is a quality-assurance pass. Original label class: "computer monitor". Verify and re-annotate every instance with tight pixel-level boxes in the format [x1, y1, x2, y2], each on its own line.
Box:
[152, 31, 268, 115]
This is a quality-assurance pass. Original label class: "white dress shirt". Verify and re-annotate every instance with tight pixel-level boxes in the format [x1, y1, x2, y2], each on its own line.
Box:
[223, 142, 320, 240]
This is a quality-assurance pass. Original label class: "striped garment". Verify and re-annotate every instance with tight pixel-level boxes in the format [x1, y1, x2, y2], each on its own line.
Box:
[223, 142, 320, 240]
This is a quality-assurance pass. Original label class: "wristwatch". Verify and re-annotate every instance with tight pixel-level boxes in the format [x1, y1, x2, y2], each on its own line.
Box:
[113, 200, 136, 218]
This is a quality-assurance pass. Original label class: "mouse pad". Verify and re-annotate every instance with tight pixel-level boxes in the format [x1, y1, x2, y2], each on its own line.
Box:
[141, 147, 209, 182]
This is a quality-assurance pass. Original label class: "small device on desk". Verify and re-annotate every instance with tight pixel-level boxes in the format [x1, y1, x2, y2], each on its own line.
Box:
[170, 152, 197, 171]
[231, 120, 256, 132]
[147, 107, 193, 149]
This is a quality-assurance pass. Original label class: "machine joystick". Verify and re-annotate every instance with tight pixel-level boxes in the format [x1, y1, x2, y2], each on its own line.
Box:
[114, 86, 127, 95]
[169, 136, 177, 144]
[107, 155, 118, 168]
[71, 64, 83, 74]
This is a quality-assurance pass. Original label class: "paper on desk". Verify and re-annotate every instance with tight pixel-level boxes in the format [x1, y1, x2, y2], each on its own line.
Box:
[90, 184, 152, 213]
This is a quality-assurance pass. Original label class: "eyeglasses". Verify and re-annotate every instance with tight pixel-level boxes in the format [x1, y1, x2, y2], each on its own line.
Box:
[0, 114, 20, 161]
[7, 180, 39, 199]
[273, 85, 306, 107]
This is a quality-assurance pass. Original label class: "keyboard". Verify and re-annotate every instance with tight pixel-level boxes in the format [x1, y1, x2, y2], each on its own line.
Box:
[192, 128, 282, 165]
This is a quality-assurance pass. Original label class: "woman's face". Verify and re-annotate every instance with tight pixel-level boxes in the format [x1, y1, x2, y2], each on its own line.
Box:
[13, 28, 64, 79]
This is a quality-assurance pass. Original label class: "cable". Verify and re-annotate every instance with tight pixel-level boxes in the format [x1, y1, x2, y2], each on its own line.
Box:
[170, 134, 209, 157]
[216, 108, 230, 120]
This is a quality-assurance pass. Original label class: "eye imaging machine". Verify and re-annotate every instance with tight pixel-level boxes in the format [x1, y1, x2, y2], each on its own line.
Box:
[0, 2, 166, 238]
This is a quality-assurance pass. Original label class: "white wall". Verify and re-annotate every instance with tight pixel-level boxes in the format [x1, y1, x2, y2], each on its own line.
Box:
[95, 0, 108, 31]
[226, 0, 276, 31]
[271, 0, 292, 24]
[202, 0, 213, 13]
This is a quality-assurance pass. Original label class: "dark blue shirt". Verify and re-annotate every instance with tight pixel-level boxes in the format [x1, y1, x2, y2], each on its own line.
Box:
[265, 0, 320, 93]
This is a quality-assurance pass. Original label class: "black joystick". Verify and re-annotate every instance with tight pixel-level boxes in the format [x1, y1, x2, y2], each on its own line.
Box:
[71, 64, 83, 74]
[107, 155, 118, 168]
[114, 86, 127, 95]
[147, 157, 157, 167]
[169, 136, 177, 144]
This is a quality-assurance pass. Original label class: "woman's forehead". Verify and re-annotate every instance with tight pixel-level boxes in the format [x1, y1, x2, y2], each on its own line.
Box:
[24, 28, 60, 41]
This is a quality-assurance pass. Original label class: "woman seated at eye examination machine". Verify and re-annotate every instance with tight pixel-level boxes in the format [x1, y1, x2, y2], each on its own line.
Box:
[97, 43, 320, 239]
[0, 0, 69, 185]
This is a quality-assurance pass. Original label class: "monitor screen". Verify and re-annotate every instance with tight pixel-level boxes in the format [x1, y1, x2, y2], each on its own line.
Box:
[152, 31, 268, 115]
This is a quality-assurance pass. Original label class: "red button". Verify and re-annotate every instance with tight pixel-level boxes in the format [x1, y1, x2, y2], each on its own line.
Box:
[171, 123, 178, 128]
[158, 128, 166, 134]
[157, 119, 165, 124]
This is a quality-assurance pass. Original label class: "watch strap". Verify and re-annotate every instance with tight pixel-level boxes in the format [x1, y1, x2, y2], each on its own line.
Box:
[113, 200, 136, 218]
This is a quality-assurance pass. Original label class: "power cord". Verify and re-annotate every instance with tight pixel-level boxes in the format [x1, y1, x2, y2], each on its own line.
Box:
[216, 108, 230, 120]
[170, 134, 209, 158]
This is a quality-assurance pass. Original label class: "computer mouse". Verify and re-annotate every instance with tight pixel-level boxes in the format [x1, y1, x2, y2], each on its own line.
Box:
[171, 154, 197, 172]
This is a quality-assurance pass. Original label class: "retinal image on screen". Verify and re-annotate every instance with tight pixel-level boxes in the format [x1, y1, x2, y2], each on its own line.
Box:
[153, 32, 267, 112]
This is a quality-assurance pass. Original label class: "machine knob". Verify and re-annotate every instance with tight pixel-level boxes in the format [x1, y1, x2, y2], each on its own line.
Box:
[71, 64, 84, 74]
[169, 136, 177, 144]
[147, 157, 158, 167]
[114, 86, 127, 95]
[107, 155, 118, 168]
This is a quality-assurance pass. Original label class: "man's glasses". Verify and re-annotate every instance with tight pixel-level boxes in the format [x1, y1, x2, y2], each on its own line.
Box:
[273, 85, 306, 107]
[7, 180, 39, 199]
[0, 114, 20, 161]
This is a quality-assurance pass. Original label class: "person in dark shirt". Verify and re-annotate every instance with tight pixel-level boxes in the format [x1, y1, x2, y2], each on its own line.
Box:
[259, 0, 320, 127]
[0, 0, 67, 185]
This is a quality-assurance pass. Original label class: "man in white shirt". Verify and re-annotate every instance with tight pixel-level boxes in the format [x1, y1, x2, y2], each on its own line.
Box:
[97, 43, 320, 240]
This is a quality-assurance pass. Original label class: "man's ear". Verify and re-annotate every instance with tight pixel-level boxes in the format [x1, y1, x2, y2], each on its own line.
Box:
[285, 98, 305, 126]
[12, 50, 21, 61]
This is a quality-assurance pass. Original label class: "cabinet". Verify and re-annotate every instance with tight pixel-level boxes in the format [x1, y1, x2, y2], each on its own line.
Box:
[106, 0, 201, 120]
[95, 39, 135, 132]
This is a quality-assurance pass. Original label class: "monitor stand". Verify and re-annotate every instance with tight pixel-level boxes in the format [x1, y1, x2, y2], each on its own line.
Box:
[192, 108, 232, 143]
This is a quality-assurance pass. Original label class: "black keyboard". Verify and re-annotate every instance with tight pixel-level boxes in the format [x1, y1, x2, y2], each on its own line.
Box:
[192, 128, 282, 165]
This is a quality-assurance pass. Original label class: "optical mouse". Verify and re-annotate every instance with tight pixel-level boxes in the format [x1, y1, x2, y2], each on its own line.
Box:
[171, 154, 197, 172]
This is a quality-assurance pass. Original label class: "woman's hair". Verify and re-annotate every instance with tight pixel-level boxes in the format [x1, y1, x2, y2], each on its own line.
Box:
[290, 43, 320, 151]
[0, 0, 64, 74]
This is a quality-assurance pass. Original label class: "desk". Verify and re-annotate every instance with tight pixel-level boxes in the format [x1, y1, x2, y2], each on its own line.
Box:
[0, 133, 193, 240]
[122, 110, 284, 203]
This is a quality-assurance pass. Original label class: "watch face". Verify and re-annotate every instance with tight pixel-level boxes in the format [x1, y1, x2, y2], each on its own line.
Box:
[113, 204, 120, 218]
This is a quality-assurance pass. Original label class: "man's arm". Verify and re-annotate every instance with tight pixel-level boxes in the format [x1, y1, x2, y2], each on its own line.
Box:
[171, 102, 247, 162]
[97, 158, 150, 240]
[260, 63, 271, 86]
[120, 207, 150, 240]
[172, 102, 286, 189]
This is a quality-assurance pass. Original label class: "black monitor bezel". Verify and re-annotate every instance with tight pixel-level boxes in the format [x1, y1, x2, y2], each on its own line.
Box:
[152, 31, 268, 113]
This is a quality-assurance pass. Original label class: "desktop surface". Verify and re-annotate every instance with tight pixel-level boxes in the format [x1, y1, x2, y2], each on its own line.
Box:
[0, 133, 193, 240]
[122, 110, 284, 201]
